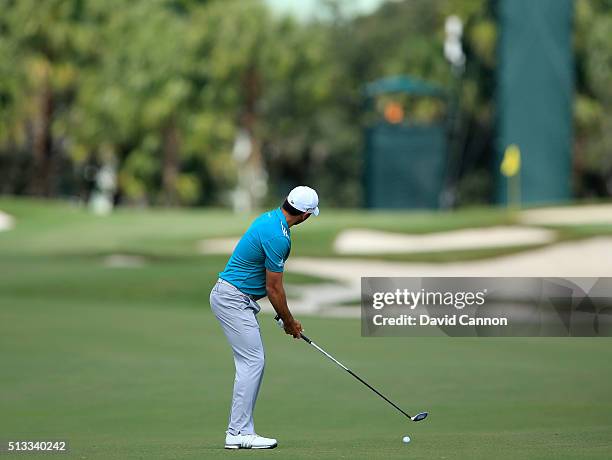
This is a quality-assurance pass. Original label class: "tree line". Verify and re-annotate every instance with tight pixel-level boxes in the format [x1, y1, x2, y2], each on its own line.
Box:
[0, 0, 610, 207]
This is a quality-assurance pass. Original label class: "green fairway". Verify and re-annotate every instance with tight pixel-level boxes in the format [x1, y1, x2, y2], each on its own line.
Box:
[2, 299, 611, 459]
[0, 197, 523, 262]
[1, 198, 612, 459]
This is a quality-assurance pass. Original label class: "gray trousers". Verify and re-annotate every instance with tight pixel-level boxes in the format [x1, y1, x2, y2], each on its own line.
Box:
[210, 279, 265, 436]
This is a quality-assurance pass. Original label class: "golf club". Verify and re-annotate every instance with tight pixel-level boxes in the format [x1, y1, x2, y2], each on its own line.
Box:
[275, 315, 428, 423]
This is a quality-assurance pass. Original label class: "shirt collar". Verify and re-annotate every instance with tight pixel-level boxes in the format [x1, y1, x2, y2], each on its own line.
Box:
[274, 207, 290, 234]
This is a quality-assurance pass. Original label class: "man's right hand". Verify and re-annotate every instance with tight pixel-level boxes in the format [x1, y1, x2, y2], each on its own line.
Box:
[267, 270, 302, 339]
[284, 318, 303, 339]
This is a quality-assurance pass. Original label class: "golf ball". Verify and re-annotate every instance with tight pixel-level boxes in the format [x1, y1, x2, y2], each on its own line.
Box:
[402, 435, 411, 444]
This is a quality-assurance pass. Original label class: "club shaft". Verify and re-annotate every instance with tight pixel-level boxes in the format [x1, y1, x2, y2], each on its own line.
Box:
[301, 333, 414, 420]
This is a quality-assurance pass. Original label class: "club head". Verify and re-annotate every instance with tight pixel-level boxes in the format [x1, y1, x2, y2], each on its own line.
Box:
[411, 412, 428, 422]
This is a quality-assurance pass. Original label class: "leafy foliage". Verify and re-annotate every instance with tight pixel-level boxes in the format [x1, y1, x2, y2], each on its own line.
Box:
[0, 0, 610, 205]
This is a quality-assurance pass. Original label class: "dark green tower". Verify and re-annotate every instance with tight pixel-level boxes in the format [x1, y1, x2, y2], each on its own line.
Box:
[496, 0, 574, 204]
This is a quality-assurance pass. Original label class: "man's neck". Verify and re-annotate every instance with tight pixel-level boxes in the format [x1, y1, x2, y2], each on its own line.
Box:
[281, 208, 299, 227]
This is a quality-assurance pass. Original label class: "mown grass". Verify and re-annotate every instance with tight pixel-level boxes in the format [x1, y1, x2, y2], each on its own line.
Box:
[1, 198, 611, 459]
[0, 197, 520, 261]
[3, 197, 611, 264]
[1, 297, 611, 459]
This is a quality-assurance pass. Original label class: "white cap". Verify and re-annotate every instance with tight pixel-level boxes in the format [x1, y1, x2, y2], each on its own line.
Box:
[287, 186, 319, 216]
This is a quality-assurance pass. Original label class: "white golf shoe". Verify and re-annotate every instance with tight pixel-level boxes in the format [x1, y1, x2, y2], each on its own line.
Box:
[224, 433, 278, 450]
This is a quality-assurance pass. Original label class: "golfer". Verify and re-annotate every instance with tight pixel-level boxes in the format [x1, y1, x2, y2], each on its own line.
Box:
[210, 186, 319, 450]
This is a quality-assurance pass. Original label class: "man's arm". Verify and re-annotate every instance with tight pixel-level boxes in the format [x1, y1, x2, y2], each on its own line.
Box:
[266, 270, 303, 339]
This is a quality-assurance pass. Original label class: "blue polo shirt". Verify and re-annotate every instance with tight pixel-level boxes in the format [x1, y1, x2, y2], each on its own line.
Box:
[219, 208, 291, 298]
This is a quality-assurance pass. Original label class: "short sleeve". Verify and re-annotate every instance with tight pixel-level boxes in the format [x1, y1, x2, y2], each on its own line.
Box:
[263, 236, 290, 272]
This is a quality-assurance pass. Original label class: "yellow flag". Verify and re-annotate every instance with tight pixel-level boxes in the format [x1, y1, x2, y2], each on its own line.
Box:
[501, 144, 521, 177]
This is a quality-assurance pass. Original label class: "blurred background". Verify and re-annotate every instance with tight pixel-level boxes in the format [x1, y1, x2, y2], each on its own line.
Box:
[1, 0, 610, 210]
[1, 1, 611, 459]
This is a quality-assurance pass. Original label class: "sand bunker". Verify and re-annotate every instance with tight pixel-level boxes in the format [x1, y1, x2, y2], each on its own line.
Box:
[293, 237, 612, 280]
[520, 204, 612, 225]
[334, 226, 555, 254]
[198, 237, 238, 254]
[258, 237, 612, 318]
